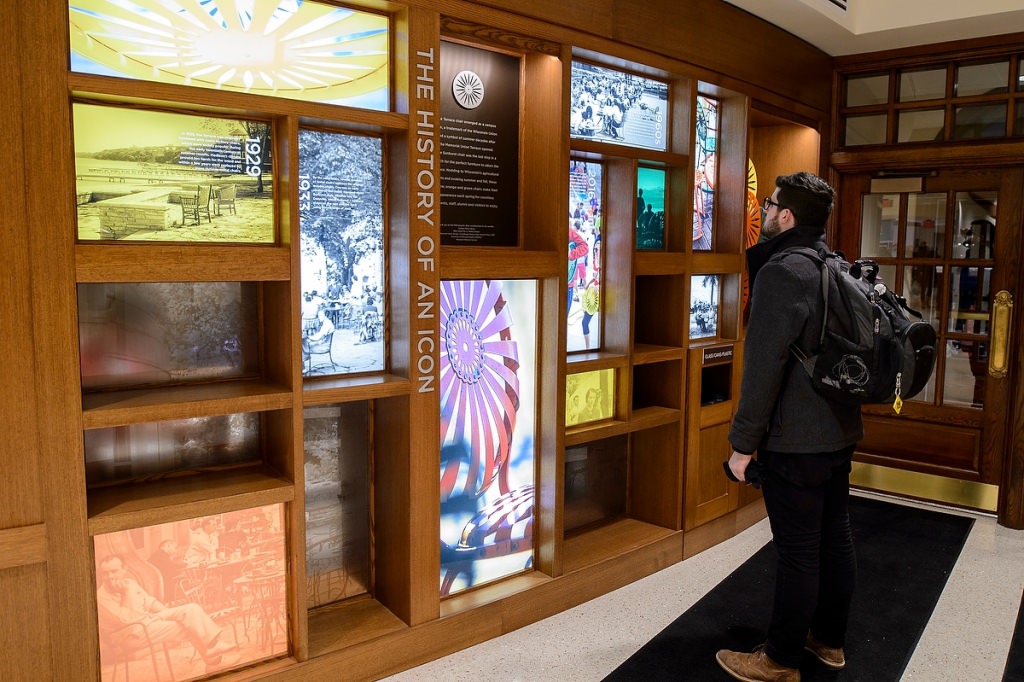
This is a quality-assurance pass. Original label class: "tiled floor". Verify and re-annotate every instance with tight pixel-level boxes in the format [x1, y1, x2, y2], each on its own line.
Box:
[382, 491, 1024, 681]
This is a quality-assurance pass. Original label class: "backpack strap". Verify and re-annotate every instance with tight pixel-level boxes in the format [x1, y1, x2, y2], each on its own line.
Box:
[771, 246, 831, 352]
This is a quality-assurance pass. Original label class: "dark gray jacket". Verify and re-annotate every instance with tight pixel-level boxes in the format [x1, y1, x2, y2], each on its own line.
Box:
[728, 225, 863, 455]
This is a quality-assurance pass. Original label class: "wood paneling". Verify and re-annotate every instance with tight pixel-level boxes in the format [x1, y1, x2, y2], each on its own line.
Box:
[468, 0, 832, 113]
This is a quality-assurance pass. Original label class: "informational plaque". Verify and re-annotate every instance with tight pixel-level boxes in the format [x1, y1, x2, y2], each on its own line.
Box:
[439, 42, 521, 246]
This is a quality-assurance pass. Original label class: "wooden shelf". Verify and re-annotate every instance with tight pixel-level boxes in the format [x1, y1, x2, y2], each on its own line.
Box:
[82, 379, 293, 429]
[303, 373, 411, 405]
[75, 244, 291, 282]
[439, 248, 560, 279]
[566, 351, 629, 373]
[307, 597, 408, 659]
[629, 405, 682, 430]
[564, 405, 679, 446]
[70, 73, 410, 132]
[632, 343, 685, 364]
[562, 517, 679, 574]
[634, 250, 687, 275]
[87, 465, 293, 535]
[568, 138, 688, 165]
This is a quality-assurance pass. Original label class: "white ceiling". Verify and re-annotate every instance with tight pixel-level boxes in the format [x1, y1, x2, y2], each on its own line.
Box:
[722, 0, 1024, 56]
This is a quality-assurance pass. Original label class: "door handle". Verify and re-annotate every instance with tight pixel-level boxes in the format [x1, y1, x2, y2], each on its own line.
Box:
[988, 290, 1013, 379]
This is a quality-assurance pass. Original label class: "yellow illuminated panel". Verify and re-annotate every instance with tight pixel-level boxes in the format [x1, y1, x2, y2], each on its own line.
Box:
[566, 368, 615, 426]
[70, 0, 389, 109]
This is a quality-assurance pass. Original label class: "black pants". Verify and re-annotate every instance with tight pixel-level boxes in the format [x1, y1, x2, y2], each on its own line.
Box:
[760, 446, 857, 668]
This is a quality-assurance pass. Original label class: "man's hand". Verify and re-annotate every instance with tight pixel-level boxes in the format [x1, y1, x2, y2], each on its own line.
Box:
[728, 451, 753, 482]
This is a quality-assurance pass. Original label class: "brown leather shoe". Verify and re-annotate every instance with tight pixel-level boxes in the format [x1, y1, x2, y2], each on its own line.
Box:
[805, 632, 845, 670]
[716, 647, 800, 682]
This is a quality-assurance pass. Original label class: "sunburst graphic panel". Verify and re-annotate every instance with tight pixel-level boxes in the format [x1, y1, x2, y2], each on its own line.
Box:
[69, 0, 389, 107]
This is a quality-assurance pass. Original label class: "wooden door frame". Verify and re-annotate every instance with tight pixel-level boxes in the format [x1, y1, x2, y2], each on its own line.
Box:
[835, 168, 1024, 528]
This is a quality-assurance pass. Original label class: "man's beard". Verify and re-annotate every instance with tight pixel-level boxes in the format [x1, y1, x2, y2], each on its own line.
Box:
[761, 213, 781, 240]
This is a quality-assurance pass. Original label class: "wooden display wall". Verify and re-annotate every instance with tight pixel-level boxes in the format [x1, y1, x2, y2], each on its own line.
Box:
[1, 0, 831, 680]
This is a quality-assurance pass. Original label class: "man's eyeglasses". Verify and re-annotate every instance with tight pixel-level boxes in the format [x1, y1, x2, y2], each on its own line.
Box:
[763, 196, 783, 211]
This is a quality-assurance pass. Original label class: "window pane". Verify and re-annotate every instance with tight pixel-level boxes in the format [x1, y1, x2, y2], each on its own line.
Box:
[1019, 58, 1024, 92]
[897, 109, 945, 143]
[693, 95, 719, 251]
[903, 264, 941, 334]
[845, 114, 887, 146]
[876, 264, 897, 292]
[905, 193, 946, 258]
[955, 60, 1008, 96]
[1016, 100, 1024, 134]
[949, 266, 992, 336]
[846, 74, 889, 106]
[944, 339, 986, 408]
[899, 68, 946, 102]
[69, 0, 390, 110]
[953, 191, 996, 260]
[860, 194, 899, 258]
[953, 103, 1006, 139]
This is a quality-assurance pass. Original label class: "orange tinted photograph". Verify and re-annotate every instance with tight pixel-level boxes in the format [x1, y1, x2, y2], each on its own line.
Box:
[93, 504, 287, 681]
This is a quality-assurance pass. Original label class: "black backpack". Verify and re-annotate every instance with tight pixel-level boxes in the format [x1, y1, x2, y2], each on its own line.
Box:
[781, 247, 937, 412]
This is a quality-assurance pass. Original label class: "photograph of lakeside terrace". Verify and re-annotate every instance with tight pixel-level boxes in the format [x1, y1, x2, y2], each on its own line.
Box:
[73, 103, 274, 243]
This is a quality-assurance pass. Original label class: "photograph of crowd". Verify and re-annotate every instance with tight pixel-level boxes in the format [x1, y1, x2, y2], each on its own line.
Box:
[570, 61, 669, 151]
[690, 274, 720, 339]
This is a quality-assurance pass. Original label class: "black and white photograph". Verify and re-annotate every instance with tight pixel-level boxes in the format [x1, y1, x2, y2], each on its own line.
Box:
[570, 61, 669, 152]
[690, 274, 720, 339]
[298, 130, 385, 377]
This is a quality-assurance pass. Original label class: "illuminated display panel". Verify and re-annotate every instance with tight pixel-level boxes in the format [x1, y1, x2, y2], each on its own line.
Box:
[69, 0, 389, 110]
[690, 274, 720, 339]
[93, 504, 287, 681]
[566, 368, 615, 426]
[439, 279, 537, 596]
[570, 61, 668, 151]
[693, 95, 719, 251]
[636, 165, 666, 250]
[298, 129, 384, 377]
[73, 104, 274, 242]
[568, 160, 603, 353]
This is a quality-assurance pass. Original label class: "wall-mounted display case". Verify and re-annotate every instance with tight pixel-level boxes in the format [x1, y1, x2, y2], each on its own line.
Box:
[5, 0, 822, 679]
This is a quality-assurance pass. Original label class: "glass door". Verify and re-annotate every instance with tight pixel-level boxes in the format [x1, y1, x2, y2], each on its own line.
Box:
[837, 169, 1021, 490]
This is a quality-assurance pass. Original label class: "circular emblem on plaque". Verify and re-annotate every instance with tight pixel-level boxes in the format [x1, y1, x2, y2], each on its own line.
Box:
[452, 70, 485, 109]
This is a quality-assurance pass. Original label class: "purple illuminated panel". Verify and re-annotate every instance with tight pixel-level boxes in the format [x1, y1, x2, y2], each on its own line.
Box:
[439, 279, 537, 596]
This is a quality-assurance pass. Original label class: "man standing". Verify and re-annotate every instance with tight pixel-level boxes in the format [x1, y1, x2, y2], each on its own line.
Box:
[717, 172, 862, 681]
